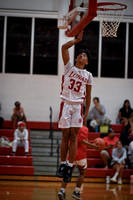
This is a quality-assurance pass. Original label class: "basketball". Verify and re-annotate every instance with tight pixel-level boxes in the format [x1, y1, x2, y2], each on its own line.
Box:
[94, 138, 105, 151]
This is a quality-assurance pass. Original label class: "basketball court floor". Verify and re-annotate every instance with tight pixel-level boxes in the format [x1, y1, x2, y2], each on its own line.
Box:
[0, 181, 133, 200]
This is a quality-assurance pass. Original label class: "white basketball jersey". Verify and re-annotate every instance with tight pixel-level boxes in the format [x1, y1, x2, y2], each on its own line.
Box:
[60, 61, 93, 103]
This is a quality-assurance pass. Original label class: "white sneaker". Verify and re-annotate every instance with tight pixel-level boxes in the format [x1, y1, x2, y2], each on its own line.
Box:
[110, 177, 117, 183]
[117, 178, 122, 185]
[79, 184, 83, 194]
[106, 175, 110, 184]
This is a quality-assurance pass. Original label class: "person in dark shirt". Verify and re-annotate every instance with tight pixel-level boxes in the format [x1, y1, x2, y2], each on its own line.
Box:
[118, 99, 133, 127]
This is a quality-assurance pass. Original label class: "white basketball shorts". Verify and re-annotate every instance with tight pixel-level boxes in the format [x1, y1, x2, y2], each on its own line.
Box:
[58, 101, 83, 129]
[74, 158, 87, 170]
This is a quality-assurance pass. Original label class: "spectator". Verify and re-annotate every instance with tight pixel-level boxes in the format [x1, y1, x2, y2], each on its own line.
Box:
[100, 128, 119, 169]
[0, 117, 4, 129]
[110, 141, 127, 184]
[12, 121, 29, 156]
[127, 140, 133, 169]
[129, 112, 133, 133]
[58, 126, 99, 200]
[118, 99, 133, 127]
[120, 124, 131, 147]
[11, 101, 26, 129]
[88, 97, 111, 130]
[0, 103, 4, 129]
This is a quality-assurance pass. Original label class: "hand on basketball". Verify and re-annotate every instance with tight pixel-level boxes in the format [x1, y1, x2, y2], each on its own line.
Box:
[93, 144, 101, 150]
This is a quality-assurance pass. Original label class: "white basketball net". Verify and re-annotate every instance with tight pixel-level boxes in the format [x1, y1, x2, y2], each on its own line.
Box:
[97, 3, 127, 37]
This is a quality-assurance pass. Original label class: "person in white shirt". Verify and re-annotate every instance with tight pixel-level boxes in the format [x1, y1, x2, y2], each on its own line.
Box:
[56, 31, 92, 183]
[89, 97, 110, 130]
[12, 121, 29, 156]
[110, 140, 127, 184]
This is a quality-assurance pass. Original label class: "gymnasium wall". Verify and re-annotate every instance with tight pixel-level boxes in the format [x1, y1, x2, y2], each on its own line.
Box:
[0, 0, 133, 124]
[0, 0, 133, 16]
[0, 0, 58, 12]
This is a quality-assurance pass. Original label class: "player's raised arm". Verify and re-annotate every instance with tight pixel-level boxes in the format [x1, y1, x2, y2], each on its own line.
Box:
[62, 31, 83, 65]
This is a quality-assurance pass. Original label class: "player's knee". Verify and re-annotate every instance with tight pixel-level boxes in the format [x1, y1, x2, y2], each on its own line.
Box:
[79, 169, 86, 176]
[100, 150, 107, 157]
[70, 134, 77, 143]
[62, 130, 70, 142]
[121, 164, 125, 169]
[62, 135, 70, 143]
[70, 128, 79, 142]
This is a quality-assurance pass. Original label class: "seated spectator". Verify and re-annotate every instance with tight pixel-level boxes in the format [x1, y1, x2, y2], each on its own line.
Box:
[127, 140, 133, 169]
[0, 117, 4, 129]
[118, 99, 133, 128]
[0, 103, 4, 129]
[12, 121, 29, 156]
[120, 124, 131, 148]
[110, 141, 127, 184]
[11, 101, 26, 129]
[129, 113, 133, 133]
[88, 97, 111, 130]
[100, 128, 119, 169]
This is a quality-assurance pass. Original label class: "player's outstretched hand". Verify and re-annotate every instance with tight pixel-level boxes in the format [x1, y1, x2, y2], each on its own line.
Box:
[76, 31, 84, 42]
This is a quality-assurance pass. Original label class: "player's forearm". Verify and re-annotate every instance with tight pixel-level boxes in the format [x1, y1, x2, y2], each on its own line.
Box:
[82, 140, 98, 149]
[62, 31, 83, 65]
[82, 140, 93, 147]
[62, 38, 81, 50]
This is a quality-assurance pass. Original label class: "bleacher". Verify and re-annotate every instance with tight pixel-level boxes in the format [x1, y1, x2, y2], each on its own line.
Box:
[0, 125, 34, 175]
[86, 130, 133, 179]
[0, 121, 133, 181]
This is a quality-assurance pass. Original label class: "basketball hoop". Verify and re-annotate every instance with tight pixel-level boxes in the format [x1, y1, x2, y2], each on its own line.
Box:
[97, 2, 127, 37]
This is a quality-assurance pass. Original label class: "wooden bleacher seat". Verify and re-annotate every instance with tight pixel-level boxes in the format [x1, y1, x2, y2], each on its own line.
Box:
[0, 155, 33, 165]
[0, 126, 34, 176]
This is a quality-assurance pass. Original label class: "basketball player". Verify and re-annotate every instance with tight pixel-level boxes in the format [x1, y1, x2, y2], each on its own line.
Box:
[58, 126, 99, 200]
[56, 31, 93, 183]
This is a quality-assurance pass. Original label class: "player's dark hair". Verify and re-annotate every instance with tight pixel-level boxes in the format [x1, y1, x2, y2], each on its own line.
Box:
[76, 49, 91, 63]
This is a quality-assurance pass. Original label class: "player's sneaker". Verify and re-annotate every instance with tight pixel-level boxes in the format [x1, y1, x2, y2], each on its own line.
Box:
[63, 165, 73, 182]
[58, 190, 66, 200]
[72, 191, 82, 200]
[56, 164, 66, 178]
[110, 177, 117, 183]
[117, 178, 122, 185]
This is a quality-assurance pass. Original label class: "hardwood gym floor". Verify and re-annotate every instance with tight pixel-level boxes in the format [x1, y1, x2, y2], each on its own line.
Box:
[0, 181, 133, 200]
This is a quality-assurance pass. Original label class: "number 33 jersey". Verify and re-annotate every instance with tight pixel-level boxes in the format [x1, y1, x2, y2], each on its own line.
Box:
[60, 60, 93, 103]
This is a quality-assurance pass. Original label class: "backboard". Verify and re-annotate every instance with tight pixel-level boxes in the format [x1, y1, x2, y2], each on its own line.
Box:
[58, 0, 97, 37]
